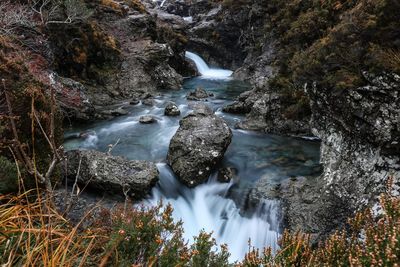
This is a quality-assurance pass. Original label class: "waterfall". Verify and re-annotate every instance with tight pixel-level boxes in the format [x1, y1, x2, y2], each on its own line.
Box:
[185, 51, 233, 79]
[145, 163, 280, 262]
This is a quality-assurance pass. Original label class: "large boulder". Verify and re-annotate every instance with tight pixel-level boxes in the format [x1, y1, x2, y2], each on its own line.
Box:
[65, 150, 159, 199]
[167, 104, 232, 187]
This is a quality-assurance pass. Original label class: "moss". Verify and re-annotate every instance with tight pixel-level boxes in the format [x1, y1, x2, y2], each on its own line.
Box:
[0, 37, 63, 192]
[48, 21, 120, 79]
[0, 156, 19, 193]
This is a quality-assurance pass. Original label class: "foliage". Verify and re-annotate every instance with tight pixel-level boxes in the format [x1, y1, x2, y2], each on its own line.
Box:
[262, 0, 400, 90]
[0, 185, 398, 266]
[0, 156, 20, 193]
[0, 36, 63, 194]
[97, 203, 231, 267]
[238, 189, 400, 266]
[0, 190, 232, 267]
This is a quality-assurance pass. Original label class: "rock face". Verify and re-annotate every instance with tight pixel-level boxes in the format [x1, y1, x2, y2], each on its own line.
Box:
[167, 104, 232, 187]
[65, 150, 159, 199]
[232, 88, 311, 136]
[164, 102, 181, 116]
[297, 73, 400, 237]
[49, 2, 188, 121]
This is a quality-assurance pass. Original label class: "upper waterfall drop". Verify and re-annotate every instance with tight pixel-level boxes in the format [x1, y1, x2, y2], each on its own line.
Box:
[185, 51, 233, 79]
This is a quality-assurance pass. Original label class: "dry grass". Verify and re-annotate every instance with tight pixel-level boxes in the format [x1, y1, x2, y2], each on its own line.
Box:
[0, 191, 100, 266]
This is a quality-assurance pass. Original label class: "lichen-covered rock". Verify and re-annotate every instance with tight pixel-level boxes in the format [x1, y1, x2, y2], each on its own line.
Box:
[164, 102, 181, 116]
[302, 73, 400, 235]
[65, 150, 159, 199]
[167, 104, 232, 187]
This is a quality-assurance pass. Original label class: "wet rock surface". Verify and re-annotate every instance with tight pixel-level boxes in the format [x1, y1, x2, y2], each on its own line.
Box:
[164, 101, 181, 116]
[186, 87, 210, 101]
[217, 167, 237, 183]
[167, 104, 232, 187]
[64, 150, 159, 199]
[139, 115, 157, 123]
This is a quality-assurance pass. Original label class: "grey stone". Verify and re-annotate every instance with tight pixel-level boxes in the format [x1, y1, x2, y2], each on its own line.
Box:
[164, 102, 181, 116]
[139, 115, 157, 124]
[167, 106, 232, 187]
[65, 150, 159, 199]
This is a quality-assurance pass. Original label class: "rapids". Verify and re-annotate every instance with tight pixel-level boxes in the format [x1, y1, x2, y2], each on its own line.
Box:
[64, 52, 321, 262]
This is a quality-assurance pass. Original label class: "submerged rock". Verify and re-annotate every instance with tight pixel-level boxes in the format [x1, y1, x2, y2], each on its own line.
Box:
[139, 115, 157, 123]
[130, 99, 140, 105]
[167, 104, 232, 187]
[164, 102, 181, 116]
[186, 87, 210, 101]
[65, 150, 159, 199]
[142, 98, 156, 106]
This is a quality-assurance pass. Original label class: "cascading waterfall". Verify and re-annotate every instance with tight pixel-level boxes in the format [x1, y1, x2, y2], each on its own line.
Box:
[145, 164, 280, 262]
[185, 51, 233, 79]
[64, 53, 321, 263]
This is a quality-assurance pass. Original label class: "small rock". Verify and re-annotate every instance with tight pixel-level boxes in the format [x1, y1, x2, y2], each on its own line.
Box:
[142, 98, 156, 106]
[139, 115, 157, 124]
[130, 99, 140, 105]
[164, 102, 181, 116]
[222, 102, 249, 114]
[217, 167, 237, 183]
[187, 87, 209, 101]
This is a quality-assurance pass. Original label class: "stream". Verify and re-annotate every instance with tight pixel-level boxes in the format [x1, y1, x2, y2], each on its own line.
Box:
[64, 52, 321, 261]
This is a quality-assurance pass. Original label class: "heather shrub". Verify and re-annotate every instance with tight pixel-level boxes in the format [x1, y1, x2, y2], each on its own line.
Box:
[238, 190, 400, 266]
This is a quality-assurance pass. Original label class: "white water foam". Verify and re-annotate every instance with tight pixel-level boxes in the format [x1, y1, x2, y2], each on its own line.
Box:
[145, 163, 280, 262]
[185, 51, 233, 79]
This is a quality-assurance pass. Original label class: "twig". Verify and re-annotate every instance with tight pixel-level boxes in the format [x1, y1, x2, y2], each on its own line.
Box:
[107, 138, 120, 155]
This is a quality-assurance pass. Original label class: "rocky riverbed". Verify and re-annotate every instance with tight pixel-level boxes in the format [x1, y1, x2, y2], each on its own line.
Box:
[59, 0, 398, 259]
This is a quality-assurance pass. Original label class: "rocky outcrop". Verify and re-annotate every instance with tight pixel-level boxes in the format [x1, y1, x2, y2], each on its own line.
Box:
[49, 1, 189, 121]
[65, 150, 159, 199]
[167, 104, 232, 187]
[223, 87, 311, 136]
[295, 73, 400, 236]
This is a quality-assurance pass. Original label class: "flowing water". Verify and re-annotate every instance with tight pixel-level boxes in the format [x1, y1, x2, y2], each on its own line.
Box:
[185, 51, 233, 79]
[64, 52, 321, 262]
